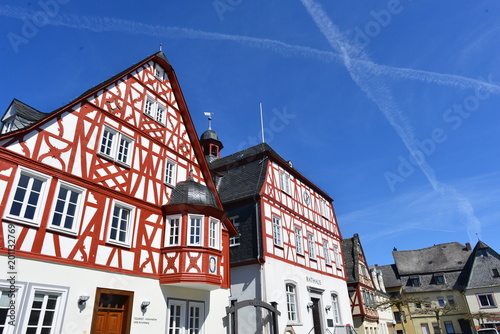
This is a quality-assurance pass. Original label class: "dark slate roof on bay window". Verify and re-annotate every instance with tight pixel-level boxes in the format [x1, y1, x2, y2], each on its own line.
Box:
[465, 241, 500, 289]
[393, 242, 471, 275]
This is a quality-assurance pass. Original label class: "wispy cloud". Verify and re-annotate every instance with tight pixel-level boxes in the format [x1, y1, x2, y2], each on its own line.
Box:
[2, 5, 500, 96]
[0, 3, 492, 241]
[299, 0, 482, 242]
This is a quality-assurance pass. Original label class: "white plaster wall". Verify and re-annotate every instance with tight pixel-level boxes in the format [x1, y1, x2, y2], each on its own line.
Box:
[264, 257, 353, 333]
[1, 256, 231, 334]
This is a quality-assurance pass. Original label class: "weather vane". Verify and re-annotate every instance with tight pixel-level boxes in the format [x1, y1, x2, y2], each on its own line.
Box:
[204, 112, 213, 130]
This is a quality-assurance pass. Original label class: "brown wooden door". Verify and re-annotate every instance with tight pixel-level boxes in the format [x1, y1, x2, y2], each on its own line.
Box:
[91, 289, 133, 334]
[95, 310, 124, 334]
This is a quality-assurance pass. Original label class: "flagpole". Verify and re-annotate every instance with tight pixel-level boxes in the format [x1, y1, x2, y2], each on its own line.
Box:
[260, 102, 265, 143]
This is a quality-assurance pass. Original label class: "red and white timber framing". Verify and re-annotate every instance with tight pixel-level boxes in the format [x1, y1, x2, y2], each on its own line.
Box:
[260, 157, 345, 280]
[0, 53, 234, 288]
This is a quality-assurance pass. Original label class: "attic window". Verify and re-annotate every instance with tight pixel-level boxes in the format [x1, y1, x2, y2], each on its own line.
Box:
[434, 273, 445, 285]
[493, 269, 500, 277]
[409, 276, 420, 287]
[155, 64, 166, 81]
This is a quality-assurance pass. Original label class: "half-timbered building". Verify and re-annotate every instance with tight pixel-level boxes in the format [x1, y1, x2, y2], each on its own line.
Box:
[205, 138, 353, 334]
[343, 234, 384, 334]
[0, 51, 236, 334]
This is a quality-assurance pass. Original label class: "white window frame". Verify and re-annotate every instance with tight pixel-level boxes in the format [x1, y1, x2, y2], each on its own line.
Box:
[0, 280, 27, 334]
[167, 299, 186, 334]
[279, 171, 291, 195]
[106, 200, 135, 247]
[154, 63, 167, 81]
[229, 216, 240, 247]
[48, 181, 85, 235]
[5, 167, 50, 226]
[99, 126, 134, 167]
[286, 282, 300, 324]
[331, 293, 342, 324]
[323, 240, 331, 265]
[187, 301, 205, 334]
[143, 96, 166, 124]
[188, 215, 203, 246]
[165, 159, 177, 186]
[167, 299, 205, 334]
[320, 199, 331, 220]
[295, 227, 303, 255]
[333, 245, 342, 269]
[208, 218, 220, 250]
[477, 293, 496, 308]
[20, 283, 69, 334]
[165, 215, 181, 247]
[272, 216, 282, 247]
[307, 233, 316, 259]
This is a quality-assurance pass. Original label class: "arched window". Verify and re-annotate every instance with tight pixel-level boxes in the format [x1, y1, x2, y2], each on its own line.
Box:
[331, 293, 341, 324]
[286, 283, 298, 322]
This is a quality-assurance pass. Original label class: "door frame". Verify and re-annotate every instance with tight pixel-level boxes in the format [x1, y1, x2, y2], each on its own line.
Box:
[90, 287, 134, 334]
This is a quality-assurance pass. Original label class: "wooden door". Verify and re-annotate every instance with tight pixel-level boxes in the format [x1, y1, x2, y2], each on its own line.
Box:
[91, 289, 133, 334]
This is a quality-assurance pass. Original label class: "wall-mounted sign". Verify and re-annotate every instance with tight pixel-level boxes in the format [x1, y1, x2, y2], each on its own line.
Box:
[209, 256, 217, 273]
[303, 191, 311, 206]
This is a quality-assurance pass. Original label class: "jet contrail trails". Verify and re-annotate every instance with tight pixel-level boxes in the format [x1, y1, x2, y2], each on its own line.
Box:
[299, 0, 482, 240]
[0, 3, 487, 239]
[1, 4, 500, 96]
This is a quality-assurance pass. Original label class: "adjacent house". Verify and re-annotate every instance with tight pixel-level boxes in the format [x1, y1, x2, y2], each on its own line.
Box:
[380, 242, 474, 334]
[0, 51, 236, 334]
[343, 234, 395, 334]
[204, 137, 353, 334]
[377, 263, 417, 334]
[462, 241, 500, 330]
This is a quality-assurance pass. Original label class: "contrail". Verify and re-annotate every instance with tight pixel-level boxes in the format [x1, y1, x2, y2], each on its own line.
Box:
[299, 0, 482, 240]
[2, 5, 500, 96]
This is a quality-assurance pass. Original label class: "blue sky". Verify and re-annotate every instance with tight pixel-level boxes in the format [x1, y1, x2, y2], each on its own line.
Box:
[1, 0, 500, 266]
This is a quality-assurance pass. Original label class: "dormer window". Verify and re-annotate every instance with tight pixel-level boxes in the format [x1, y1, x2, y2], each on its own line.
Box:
[1, 117, 15, 134]
[155, 64, 167, 81]
[493, 269, 500, 277]
[434, 273, 445, 285]
[410, 276, 420, 287]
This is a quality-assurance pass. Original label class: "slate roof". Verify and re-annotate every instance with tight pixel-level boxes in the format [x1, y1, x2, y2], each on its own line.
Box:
[210, 143, 333, 204]
[465, 240, 500, 289]
[377, 264, 402, 288]
[211, 153, 268, 203]
[168, 177, 218, 209]
[393, 242, 471, 275]
[0, 99, 48, 133]
[342, 236, 358, 283]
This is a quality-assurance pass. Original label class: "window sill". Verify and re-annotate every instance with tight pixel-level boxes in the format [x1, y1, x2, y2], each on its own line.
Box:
[106, 240, 132, 249]
[287, 321, 303, 327]
[3, 216, 40, 228]
[47, 226, 79, 237]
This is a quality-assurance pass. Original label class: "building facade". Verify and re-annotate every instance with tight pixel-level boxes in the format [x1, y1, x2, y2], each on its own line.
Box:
[0, 52, 236, 334]
[343, 234, 394, 334]
[462, 241, 500, 330]
[205, 140, 353, 334]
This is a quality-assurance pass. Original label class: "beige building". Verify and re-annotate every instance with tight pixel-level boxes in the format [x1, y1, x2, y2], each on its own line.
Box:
[462, 241, 500, 330]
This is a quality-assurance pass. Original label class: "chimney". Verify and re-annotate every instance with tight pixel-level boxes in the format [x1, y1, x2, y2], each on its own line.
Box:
[466, 242, 471, 251]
